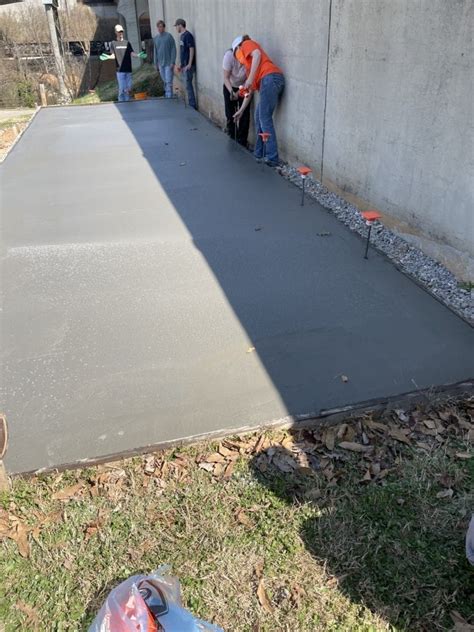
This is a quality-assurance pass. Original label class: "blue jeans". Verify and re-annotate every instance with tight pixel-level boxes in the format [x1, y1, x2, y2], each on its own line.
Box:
[117, 72, 132, 102]
[254, 73, 285, 163]
[183, 67, 197, 109]
[158, 64, 174, 98]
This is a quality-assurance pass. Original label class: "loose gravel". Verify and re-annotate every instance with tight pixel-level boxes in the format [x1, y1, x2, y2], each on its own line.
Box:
[278, 164, 473, 325]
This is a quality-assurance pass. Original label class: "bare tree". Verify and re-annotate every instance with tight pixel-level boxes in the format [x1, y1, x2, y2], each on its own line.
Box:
[0, 1, 99, 104]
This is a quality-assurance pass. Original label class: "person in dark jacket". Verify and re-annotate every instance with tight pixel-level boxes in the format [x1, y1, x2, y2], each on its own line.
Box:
[174, 18, 197, 109]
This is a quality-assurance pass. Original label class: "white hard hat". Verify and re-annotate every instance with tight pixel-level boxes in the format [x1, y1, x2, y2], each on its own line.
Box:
[231, 36, 243, 51]
[115, 24, 124, 32]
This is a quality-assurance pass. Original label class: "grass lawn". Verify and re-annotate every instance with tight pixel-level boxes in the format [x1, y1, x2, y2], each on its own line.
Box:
[1, 396, 473, 631]
[73, 64, 164, 105]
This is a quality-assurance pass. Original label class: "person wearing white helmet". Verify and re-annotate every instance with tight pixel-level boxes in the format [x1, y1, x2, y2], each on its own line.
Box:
[232, 35, 285, 167]
[222, 41, 250, 146]
[100, 25, 146, 102]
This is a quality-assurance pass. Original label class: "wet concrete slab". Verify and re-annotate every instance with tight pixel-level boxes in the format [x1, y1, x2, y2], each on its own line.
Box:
[1, 100, 473, 473]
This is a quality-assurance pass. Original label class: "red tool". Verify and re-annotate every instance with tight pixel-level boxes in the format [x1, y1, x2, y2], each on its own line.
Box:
[361, 210, 382, 259]
[297, 166, 312, 206]
[238, 86, 250, 98]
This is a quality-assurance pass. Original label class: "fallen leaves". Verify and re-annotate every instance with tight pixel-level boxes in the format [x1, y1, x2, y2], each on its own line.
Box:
[338, 441, 373, 453]
[257, 578, 273, 613]
[436, 488, 454, 499]
[52, 482, 85, 501]
[1, 513, 30, 557]
[235, 508, 253, 528]
[388, 428, 411, 445]
[455, 452, 472, 460]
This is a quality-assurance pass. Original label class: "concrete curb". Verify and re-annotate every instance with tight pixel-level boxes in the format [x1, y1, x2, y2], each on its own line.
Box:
[15, 378, 473, 478]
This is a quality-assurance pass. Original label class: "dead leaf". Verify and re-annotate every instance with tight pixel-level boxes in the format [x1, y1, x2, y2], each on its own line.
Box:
[361, 469, 372, 482]
[254, 434, 266, 454]
[236, 509, 253, 528]
[291, 583, 306, 606]
[144, 456, 156, 474]
[416, 441, 432, 450]
[213, 463, 225, 478]
[389, 428, 411, 445]
[395, 409, 409, 422]
[450, 610, 474, 632]
[255, 558, 264, 579]
[423, 419, 437, 429]
[324, 428, 336, 451]
[17, 601, 40, 630]
[206, 453, 225, 463]
[436, 488, 454, 499]
[11, 520, 30, 558]
[455, 452, 472, 460]
[52, 482, 84, 501]
[438, 411, 451, 422]
[198, 462, 214, 473]
[223, 461, 235, 479]
[218, 445, 235, 458]
[257, 578, 273, 613]
[273, 453, 297, 472]
[338, 441, 373, 453]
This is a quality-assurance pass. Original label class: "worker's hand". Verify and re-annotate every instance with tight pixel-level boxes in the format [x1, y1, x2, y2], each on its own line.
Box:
[138, 51, 147, 60]
[233, 108, 243, 123]
[183, 64, 191, 72]
[175, 65, 181, 73]
[230, 91, 238, 101]
[99, 53, 111, 61]
[243, 78, 252, 90]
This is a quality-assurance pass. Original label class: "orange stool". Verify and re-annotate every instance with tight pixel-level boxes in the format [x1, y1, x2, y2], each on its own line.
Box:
[297, 166, 312, 206]
[361, 210, 382, 259]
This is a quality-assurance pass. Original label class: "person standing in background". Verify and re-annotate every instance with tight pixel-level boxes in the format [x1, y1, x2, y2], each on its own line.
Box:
[153, 20, 176, 99]
[223, 43, 251, 147]
[232, 35, 285, 167]
[100, 25, 146, 102]
[174, 18, 197, 109]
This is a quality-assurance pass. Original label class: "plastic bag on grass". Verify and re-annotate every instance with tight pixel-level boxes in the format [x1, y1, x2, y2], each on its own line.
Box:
[89, 566, 224, 632]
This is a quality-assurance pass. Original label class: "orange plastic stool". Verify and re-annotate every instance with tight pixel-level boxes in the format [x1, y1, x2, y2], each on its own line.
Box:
[361, 210, 382, 259]
[297, 166, 312, 205]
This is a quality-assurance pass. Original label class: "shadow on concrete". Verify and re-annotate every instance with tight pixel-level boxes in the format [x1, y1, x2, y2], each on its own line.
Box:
[113, 98, 473, 421]
[248, 436, 473, 630]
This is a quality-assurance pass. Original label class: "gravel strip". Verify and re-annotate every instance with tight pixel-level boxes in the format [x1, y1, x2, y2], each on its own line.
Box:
[278, 164, 473, 325]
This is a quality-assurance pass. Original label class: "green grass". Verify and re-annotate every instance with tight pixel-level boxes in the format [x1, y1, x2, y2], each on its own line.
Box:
[1, 398, 473, 631]
[0, 114, 33, 130]
[72, 63, 164, 105]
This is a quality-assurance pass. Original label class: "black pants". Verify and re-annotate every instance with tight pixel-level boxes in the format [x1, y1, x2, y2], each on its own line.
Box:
[223, 85, 250, 147]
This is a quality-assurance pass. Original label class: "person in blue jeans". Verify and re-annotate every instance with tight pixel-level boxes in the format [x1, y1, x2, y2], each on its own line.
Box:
[100, 25, 146, 101]
[174, 18, 197, 109]
[153, 20, 176, 98]
[232, 35, 285, 167]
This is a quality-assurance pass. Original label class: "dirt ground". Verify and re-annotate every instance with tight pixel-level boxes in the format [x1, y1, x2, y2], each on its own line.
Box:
[0, 112, 34, 161]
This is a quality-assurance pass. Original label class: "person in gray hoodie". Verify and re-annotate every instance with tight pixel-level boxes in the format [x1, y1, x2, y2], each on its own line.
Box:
[153, 20, 177, 98]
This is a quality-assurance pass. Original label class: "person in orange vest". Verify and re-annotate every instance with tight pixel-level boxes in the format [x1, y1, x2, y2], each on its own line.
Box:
[232, 35, 285, 167]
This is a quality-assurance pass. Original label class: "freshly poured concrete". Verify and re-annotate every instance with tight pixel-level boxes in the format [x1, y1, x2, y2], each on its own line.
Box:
[1, 101, 472, 473]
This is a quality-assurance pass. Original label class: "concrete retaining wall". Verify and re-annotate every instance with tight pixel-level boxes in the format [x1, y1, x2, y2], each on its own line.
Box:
[148, 0, 473, 262]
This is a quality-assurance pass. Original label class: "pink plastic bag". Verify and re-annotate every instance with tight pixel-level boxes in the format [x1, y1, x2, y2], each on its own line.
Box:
[89, 566, 223, 632]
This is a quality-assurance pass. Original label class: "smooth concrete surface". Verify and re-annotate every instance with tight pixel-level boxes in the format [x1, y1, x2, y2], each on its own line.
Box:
[152, 0, 473, 257]
[1, 100, 473, 474]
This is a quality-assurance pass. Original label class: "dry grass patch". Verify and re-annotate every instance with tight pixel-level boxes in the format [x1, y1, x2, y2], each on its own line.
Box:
[1, 396, 473, 631]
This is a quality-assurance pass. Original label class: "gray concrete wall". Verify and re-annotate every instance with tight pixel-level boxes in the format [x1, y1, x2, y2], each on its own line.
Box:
[148, 0, 474, 261]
